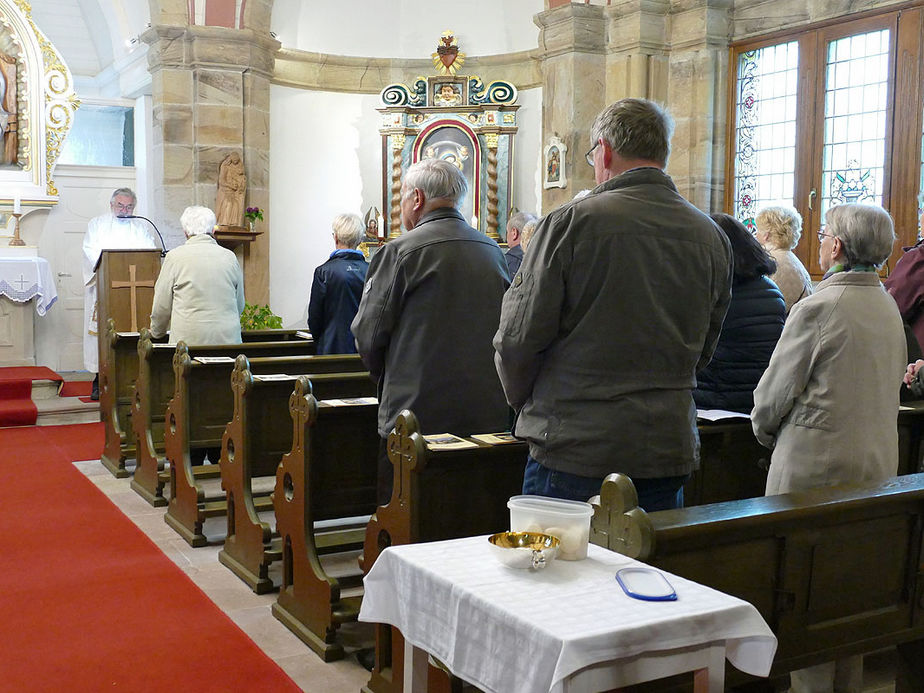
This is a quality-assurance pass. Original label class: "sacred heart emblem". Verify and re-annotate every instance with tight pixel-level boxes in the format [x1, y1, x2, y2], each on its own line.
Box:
[432, 31, 465, 76]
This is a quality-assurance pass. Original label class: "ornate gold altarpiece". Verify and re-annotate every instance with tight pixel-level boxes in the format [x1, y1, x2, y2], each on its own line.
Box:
[377, 73, 519, 241]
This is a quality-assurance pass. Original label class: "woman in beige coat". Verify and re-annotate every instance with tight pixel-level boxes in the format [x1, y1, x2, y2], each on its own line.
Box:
[754, 205, 814, 313]
[149, 205, 245, 345]
[751, 203, 906, 693]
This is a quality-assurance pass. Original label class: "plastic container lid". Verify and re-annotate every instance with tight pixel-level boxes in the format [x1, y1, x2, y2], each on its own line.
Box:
[507, 495, 593, 517]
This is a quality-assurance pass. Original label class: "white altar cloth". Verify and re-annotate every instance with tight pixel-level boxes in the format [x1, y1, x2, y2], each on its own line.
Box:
[0, 257, 57, 315]
[360, 535, 777, 693]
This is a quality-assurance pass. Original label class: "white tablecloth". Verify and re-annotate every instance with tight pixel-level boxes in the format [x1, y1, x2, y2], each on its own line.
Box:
[0, 258, 57, 315]
[360, 535, 777, 693]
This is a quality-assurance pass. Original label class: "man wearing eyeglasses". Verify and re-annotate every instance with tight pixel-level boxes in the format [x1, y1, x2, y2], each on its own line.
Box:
[81, 187, 156, 399]
[494, 98, 732, 512]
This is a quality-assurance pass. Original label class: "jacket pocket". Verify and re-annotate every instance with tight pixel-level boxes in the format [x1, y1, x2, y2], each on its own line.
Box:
[788, 403, 831, 431]
[499, 271, 532, 336]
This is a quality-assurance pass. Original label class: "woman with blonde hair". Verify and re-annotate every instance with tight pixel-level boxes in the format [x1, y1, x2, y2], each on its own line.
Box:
[754, 205, 814, 312]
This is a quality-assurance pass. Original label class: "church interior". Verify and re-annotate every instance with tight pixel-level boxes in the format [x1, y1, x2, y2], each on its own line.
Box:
[3, 0, 924, 691]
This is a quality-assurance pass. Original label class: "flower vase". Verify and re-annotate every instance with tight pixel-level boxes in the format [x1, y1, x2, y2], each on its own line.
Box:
[248, 220, 254, 233]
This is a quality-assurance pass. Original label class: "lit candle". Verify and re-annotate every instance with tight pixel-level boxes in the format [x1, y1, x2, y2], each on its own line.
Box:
[13, 196, 20, 214]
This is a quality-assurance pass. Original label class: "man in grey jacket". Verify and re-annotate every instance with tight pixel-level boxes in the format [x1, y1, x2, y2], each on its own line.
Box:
[352, 158, 511, 504]
[494, 98, 732, 511]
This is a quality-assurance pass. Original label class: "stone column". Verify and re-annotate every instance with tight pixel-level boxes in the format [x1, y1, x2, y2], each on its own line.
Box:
[662, 1, 732, 211]
[142, 24, 280, 304]
[534, 4, 607, 213]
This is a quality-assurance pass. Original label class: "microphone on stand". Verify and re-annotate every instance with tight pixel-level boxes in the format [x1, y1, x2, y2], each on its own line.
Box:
[124, 215, 167, 257]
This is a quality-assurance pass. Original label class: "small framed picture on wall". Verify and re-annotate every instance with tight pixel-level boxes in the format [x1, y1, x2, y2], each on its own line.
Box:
[543, 136, 567, 189]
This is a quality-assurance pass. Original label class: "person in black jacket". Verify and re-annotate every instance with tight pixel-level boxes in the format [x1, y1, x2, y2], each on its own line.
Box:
[307, 213, 368, 354]
[694, 213, 786, 413]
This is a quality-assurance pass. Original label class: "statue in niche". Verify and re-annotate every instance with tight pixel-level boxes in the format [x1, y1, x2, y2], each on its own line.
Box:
[0, 52, 17, 165]
[216, 152, 246, 226]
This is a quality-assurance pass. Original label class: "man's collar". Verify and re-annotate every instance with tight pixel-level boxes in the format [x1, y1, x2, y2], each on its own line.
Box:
[593, 166, 675, 194]
[415, 206, 466, 227]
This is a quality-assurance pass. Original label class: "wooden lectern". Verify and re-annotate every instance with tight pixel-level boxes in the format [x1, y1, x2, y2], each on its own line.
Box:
[96, 249, 161, 476]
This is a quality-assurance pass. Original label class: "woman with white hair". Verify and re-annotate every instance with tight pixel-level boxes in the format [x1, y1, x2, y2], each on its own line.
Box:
[150, 205, 245, 345]
[754, 205, 814, 313]
[751, 203, 906, 693]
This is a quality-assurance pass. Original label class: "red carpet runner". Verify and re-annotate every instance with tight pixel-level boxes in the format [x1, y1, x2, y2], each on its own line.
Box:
[0, 423, 300, 692]
[0, 366, 63, 427]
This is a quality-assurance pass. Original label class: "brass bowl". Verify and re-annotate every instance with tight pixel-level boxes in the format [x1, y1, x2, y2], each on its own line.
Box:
[487, 531, 560, 570]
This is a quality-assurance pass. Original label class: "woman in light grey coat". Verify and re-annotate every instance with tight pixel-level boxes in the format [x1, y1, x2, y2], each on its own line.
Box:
[751, 203, 906, 693]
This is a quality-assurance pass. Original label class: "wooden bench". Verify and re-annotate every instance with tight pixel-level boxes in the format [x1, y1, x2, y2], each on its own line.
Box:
[360, 409, 528, 692]
[163, 348, 366, 547]
[219, 360, 376, 596]
[271, 377, 380, 661]
[101, 324, 311, 479]
[130, 329, 316, 506]
[688, 405, 924, 507]
[590, 472, 924, 690]
[99, 320, 142, 477]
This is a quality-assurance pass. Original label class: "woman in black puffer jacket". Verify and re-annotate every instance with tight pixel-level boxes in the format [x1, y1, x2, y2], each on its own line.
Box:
[694, 213, 786, 413]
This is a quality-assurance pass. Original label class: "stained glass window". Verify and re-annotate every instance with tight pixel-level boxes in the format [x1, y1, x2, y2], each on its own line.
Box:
[732, 41, 799, 231]
[820, 29, 889, 219]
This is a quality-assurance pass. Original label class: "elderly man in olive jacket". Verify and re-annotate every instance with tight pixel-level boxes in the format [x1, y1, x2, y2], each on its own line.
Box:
[352, 158, 510, 504]
[494, 98, 732, 512]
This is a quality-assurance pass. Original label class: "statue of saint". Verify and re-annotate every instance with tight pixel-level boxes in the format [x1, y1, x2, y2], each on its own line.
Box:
[0, 53, 18, 166]
[216, 152, 246, 226]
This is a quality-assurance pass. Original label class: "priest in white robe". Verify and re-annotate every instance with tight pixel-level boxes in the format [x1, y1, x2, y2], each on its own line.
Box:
[82, 188, 156, 389]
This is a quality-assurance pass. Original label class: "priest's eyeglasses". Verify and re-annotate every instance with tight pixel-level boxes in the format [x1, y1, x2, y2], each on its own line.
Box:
[113, 202, 135, 213]
[585, 142, 600, 167]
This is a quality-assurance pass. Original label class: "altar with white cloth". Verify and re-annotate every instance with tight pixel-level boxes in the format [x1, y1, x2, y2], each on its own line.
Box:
[360, 535, 777, 693]
[0, 253, 57, 365]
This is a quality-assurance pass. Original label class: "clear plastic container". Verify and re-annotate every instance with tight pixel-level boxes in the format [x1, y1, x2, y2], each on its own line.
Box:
[507, 495, 593, 560]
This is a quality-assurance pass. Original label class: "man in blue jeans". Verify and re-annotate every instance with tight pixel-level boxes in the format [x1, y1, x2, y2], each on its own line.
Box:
[493, 98, 731, 512]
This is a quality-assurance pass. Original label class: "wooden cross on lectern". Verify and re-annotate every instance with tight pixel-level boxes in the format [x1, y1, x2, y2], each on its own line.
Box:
[110, 264, 156, 331]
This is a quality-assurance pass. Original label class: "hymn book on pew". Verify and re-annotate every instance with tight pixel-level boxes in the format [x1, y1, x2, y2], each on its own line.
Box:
[424, 434, 479, 450]
[471, 432, 520, 445]
[697, 409, 751, 422]
[194, 356, 235, 364]
[295, 330, 312, 340]
[252, 373, 297, 381]
[319, 397, 378, 406]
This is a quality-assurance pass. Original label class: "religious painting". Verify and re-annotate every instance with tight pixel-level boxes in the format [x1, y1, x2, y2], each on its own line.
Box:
[543, 136, 567, 189]
[415, 121, 479, 224]
[430, 76, 467, 107]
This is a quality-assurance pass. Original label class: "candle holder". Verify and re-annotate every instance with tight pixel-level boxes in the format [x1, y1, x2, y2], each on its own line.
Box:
[8, 212, 23, 246]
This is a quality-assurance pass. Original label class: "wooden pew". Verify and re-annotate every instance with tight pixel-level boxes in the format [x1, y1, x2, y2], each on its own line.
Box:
[163, 349, 366, 547]
[99, 319, 140, 477]
[130, 330, 315, 506]
[102, 324, 311, 479]
[271, 377, 380, 661]
[590, 472, 924, 690]
[360, 410, 528, 693]
[687, 404, 924, 507]
[220, 360, 376, 596]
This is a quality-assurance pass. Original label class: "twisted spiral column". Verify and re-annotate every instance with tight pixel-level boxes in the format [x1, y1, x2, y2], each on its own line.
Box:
[485, 132, 500, 240]
[389, 134, 406, 239]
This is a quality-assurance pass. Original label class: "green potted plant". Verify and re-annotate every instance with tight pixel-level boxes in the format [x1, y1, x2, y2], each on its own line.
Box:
[240, 303, 282, 330]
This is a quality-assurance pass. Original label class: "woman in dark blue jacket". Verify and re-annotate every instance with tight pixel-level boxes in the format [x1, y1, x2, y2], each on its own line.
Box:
[307, 213, 369, 354]
[694, 213, 786, 413]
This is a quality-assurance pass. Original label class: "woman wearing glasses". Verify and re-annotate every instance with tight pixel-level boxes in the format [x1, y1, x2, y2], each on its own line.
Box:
[753, 205, 814, 313]
[751, 203, 906, 693]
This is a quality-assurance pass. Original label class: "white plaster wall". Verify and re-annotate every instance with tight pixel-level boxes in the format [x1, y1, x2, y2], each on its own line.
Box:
[271, 0, 543, 57]
[268, 85, 542, 328]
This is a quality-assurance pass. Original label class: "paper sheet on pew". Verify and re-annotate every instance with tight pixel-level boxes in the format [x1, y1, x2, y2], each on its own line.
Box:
[295, 330, 312, 339]
[697, 408, 751, 422]
[319, 397, 379, 406]
[470, 432, 520, 445]
[252, 373, 298, 381]
[424, 433, 479, 450]
[194, 356, 236, 364]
